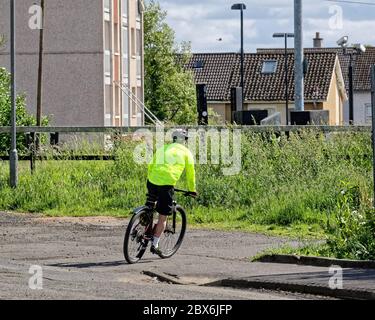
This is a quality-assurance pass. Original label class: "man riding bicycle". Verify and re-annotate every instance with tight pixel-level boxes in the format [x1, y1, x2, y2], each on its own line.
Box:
[147, 129, 197, 255]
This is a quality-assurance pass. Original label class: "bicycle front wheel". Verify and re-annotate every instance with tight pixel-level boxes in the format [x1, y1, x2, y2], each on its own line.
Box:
[158, 206, 187, 259]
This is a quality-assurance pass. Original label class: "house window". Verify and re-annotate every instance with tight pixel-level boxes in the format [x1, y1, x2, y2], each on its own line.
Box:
[261, 60, 277, 74]
[365, 103, 372, 124]
[193, 61, 204, 70]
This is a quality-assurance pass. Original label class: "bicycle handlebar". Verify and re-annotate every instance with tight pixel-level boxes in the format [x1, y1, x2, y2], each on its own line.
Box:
[174, 189, 197, 198]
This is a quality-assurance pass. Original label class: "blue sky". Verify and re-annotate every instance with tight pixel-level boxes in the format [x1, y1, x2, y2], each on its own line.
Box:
[156, 0, 375, 53]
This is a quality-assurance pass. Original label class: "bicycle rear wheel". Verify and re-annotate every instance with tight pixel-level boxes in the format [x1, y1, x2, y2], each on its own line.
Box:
[158, 206, 187, 259]
[123, 210, 153, 264]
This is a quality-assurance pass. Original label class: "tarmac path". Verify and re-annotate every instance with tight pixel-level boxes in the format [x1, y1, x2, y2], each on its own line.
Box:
[0, 212, 332, 300]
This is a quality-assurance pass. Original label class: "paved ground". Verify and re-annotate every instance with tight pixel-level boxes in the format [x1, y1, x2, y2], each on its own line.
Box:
[0, 212, 370, 300]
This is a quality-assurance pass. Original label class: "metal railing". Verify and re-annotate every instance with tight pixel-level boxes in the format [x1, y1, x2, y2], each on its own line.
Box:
[114, 81, 162, 126]
[0, 125, 371, 134]
[260, 112, 282, 126]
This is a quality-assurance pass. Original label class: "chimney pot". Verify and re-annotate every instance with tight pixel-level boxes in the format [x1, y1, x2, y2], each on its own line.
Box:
[313, 32, 323, 48]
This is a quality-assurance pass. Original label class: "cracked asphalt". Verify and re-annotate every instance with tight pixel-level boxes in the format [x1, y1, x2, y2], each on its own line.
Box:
[0, 212, 332, 300]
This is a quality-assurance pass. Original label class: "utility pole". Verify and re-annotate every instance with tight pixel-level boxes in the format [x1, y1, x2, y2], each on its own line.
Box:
[294, 0, 304, 111]
[10, 0, 18, 188]
[348, 54, 354, 124]
[36, 0, 45, 149]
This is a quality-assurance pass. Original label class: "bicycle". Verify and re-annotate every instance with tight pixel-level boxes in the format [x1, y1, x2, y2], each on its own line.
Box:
[123, 189, 195, 264]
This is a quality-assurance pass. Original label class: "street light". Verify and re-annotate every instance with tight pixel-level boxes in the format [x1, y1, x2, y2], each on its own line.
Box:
[337, 36, 366, 124]
[231, 3, 246, 101]
[10, 0, 18, 188]
[273, 33, 295, 125]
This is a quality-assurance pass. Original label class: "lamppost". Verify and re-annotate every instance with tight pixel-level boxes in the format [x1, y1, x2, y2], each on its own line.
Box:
[231, 3, 246, 99]
[10, 0, 18, 188]
[273, 33, 294, 125]
[337, 36, 366, 125]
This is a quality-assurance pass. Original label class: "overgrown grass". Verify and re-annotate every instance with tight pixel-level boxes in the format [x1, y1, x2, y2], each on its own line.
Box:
[0, 130, 373, 242]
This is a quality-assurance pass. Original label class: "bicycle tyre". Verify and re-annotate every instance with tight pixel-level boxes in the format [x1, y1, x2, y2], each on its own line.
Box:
[123, 210, 151, 264]
[158, 205, 187, 259]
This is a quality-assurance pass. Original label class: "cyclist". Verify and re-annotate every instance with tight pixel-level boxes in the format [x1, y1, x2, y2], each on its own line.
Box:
[147, 129, 197, 255]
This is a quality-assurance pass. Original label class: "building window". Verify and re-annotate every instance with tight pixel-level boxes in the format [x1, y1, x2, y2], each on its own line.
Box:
[131, 28, 136, 57]
[104, 0, 110, 12]
[123, 93, 129, 126]
[105, 21, 111, 51]
[104, 0, 111, 21]
[104, 51, 111, 75]
[114, 27, 119, 53]
[132, 87, 137, 117]
[122, 27, 129, 77]
[136, 57, 141, 80]
[105, 84, 112, 126]
[261, 60, 278, 74]
[136, 0, 142, 20]
[137, 87, 143, 103]
[136, 28, 142, 56]
[365, 103, 372, 124]
[122, 0, 128, 17]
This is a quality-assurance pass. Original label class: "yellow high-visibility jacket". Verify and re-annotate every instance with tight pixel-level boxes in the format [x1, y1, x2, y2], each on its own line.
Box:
[148, 143, 196, 192]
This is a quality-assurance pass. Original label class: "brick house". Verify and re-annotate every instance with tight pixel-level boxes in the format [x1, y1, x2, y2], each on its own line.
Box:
[184, 51, 347, 125]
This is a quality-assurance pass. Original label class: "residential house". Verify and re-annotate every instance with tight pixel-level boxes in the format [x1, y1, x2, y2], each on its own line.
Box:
[184, 51, 347, 125]
[0, 0, 144, 127]
[258, 34, 375, 125]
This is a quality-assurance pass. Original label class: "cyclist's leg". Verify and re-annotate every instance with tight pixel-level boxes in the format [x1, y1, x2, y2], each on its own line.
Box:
[152, 186, 174, 249]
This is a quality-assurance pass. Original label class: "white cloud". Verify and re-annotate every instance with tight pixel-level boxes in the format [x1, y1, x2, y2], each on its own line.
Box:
[155, 0, 375, 52]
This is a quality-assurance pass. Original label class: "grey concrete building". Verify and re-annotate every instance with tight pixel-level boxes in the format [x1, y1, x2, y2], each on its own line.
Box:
[0, 0, 144, 127]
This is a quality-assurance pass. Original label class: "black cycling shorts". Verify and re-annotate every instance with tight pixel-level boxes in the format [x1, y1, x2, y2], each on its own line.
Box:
[146, 180, 175, 216]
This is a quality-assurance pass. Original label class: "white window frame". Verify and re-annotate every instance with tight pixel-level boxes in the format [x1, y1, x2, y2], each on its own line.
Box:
[261, 60, 278, 74]
[365, 103, 372, 124]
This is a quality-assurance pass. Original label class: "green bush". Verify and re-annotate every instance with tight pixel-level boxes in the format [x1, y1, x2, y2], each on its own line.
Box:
[325, 182, 375, 260]
[0, 67, 48, 154]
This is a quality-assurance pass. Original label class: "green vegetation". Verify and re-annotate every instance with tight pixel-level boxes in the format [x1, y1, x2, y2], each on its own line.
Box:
[0, 68, 48, 154]
[0, 130, 373, 245]
[259, 183, 375, 260]
[144, 0, 197, 124]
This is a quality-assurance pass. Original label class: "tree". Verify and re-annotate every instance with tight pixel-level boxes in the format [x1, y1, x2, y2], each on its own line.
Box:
[0, 68, 47, 154]
[144, 0, 197, 125]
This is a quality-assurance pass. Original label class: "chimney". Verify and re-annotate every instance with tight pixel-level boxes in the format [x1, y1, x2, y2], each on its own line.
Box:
[313, 32, 323, 48]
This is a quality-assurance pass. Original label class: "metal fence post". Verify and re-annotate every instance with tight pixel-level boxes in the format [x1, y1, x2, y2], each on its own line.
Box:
[371, 65, 375, 208]
[9, 0, 18, 188]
